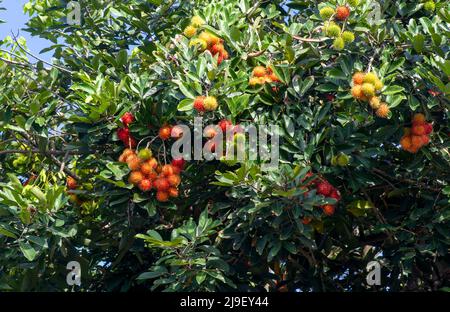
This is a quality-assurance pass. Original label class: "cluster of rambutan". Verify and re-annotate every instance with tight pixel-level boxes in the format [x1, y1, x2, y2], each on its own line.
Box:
[248, 65, 281, 86]
[184, 16, 229, 65]
[183, 15, 205, 38]
[193, 95, 219, 112]
[203, 119, 242, 153]
[351, 71, 390, 118]
[118, 148, 186, 202]
[400, 113, 433, 153]
[117, 112, 137, 148]
[320, 1, 359, 50]
[301, 172, 341, 223]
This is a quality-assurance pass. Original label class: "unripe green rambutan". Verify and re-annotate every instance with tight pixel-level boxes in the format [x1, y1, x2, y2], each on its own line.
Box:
[342, 31, 355, 43]
[348, 0, 360, 6]
[363, 72, 378, 84]
[424, 1, 435, 12]
[333, 37, 345, 50]
[337, 154, 350, 166]
[324, 22, 341, 38]
[319, 7, 335, 19]
[362, 83, 376, 96]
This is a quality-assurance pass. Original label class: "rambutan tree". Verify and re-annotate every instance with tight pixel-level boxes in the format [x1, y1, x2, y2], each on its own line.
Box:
[0, 0, 449, 291]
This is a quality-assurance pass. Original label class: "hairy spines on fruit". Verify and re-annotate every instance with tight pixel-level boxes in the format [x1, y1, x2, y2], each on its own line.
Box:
[319, 6, 335, 19]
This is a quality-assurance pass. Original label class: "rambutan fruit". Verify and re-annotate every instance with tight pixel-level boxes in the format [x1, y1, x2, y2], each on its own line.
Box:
[400, 136, 412, 150]
[374, 79, 384, 91]
[191, 15, 205, 27]
[302, 217, 312, 225]
[369, 96, 381, 109]
[376, 103, 390, 118]
[138, 179, 152, 192]
[351, 85, 364, 100]
[335, 6, 350, 21]
[362, 83, 376, 97]
[324, 22, 341, 37]
[199, 31, 219, 46]
[363, 72, 378, 84]
[159, 125, 172, 140]
[411, 124, 426, 136]
[149, 170, 159, 180]
[189, 38, 207, 51]
[411, 135, 424, 149]
[210, 43, 225, 55]
[333, 37, 345, 50]
[121, 112, 134, 127]
[352, 72, 365, 85]
[412, 113, 426, 124]
[168, 187, 179, 198]
[183, 25, 197, 38]
[322, 204, 336, 216]
[67, 176, 77, 190]
[421, 135, 430, 145]
[203, 96, 218, 111]
[171, 158, 185, 170]
[317, 182, 332, 196]
[194, 96, 206, 112]
[117, 127, 130, 141]
[424, 1, 436, 12]
[249, 77, 261, 86]
[342, 31, 355, 43]
[140, 162, 154, 176]
[148, 158, 158, 169]
[218, 119, 233, 133]
[424, 123, 433, 134]
[221, 50, 229, 61]
[127, 155, 141, 171]
[253, 66, 267, 78]
[156, 191, 169, 202]
[268, 73, 280, 82]
[138, 148, 153, 161]
[167, 174, 181, 187]
[161, 165, 175, 177]
[129, 171, 144, 185]
[319, 6, 335, 19]
[154, 178, 170, 192]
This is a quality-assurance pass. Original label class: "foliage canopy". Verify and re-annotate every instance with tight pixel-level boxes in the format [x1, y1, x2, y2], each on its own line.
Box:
[0, 0, 449, 292]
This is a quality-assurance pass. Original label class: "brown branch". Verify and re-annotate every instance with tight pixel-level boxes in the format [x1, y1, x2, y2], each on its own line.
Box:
[292, 35, 327, 43]
[371, 168, 442, 192]
[247, 50, 266, 58]
[0, 56, 31, 68]
[0, 149, 112, 156]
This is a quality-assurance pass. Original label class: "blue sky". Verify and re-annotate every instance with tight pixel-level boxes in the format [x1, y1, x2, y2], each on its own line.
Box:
[0, 0, 52, 61]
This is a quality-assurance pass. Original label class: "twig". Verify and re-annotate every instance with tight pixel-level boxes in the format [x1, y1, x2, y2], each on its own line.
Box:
[292, 35, 327, 43]
[11, 32, 73, 74]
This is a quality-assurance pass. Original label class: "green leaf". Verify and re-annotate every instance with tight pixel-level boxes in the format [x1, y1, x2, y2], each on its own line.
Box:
[19, 241, 37, 261]
[177, 98, 194, 111]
